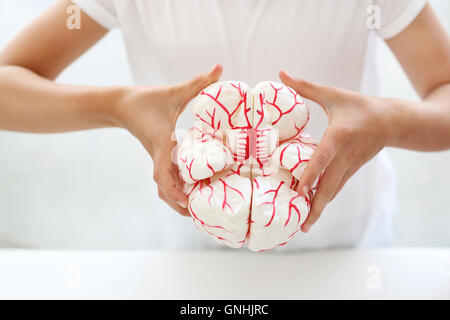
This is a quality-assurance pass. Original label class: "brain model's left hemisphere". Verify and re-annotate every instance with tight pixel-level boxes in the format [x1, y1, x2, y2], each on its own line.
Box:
[177, 81, 318, 251]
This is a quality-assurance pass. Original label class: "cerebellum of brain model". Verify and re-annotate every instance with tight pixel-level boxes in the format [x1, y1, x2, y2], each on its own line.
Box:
[177, 81, 318, 252]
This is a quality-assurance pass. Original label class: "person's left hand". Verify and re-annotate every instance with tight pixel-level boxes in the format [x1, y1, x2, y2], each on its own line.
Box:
[279, 70, 395, 233]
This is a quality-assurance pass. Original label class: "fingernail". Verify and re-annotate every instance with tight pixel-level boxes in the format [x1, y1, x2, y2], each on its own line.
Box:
[302, 224, 311, 233]
[210, 64, 220, 73]
[302, 186, 309, 196]
[280, 70, 290, 77]
[177, 201, 187, 208]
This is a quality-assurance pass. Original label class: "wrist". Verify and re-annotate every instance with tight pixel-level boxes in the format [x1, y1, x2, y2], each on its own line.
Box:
[81, 85, 130, 128]
[376, 97, 401, 147]
[379, 97, 425, 148]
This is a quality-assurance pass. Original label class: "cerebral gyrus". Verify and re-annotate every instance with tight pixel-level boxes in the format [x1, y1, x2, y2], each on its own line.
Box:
[177, 81, 318, 252]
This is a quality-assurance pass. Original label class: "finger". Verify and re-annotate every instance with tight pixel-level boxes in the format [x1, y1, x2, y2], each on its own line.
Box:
[301, 155, 348, 233]
[170, 161, 189, 194]
[177, 64, 223, 102]
[279, 70, 336, 107]
[152, 141, 189, 215]
[158, 189, 190, 217]
[171, 162, 185, 189]
[297, 129, 342, 196]
[330, 163, 360, 201]
[153, 161, 188, 208]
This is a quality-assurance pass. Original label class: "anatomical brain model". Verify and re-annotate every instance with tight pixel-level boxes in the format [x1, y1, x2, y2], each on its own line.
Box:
[177, 81, 318, 252]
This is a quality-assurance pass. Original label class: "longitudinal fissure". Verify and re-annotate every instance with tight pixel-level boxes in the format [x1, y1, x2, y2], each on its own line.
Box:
[247, 93, 255, 243]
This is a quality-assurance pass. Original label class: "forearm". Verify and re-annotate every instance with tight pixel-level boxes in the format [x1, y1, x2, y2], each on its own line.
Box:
[0, 65, 123, 133]
[385, 83, 450, 151]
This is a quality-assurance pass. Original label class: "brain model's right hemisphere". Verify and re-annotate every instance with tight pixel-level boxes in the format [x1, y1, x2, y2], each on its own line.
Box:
[177, 81, 319, 252]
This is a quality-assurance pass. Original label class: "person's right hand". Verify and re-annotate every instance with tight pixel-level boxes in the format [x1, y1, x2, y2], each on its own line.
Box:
[111, 64, 223, 216]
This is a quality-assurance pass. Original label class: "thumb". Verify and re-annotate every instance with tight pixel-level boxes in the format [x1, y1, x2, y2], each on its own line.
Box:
[177, 64, 223, 102]
[279, 70, 335, 108]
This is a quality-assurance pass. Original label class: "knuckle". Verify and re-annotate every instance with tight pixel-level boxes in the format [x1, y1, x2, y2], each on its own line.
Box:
[315, 179, 335, 202]
[193, 74, 207, 88]
[301, 79, 315, 88]
[316, 150, 331, 168]
[323, 186, 335, 200]
[308, 207, 322, 222]
[297, 79, 309, 87]
[318, 187, 333, 203]
[153, 170, 161, 183]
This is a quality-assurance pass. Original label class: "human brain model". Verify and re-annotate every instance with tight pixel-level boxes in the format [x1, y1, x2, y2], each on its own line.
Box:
[177, 81, 318, 252]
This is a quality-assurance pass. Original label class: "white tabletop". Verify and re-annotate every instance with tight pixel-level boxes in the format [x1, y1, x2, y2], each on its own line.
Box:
[0, 248, 449, 299]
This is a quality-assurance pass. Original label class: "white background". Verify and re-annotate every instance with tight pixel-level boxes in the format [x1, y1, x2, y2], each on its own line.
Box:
[0, 0, 449, 248]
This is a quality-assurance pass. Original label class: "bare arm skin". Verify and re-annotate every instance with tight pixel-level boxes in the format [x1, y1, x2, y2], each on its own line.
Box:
[384, 3, 450, 150]
[281, 3, 450, 232]
[0, 0, 223, 216]
[0, 0, 110, 132]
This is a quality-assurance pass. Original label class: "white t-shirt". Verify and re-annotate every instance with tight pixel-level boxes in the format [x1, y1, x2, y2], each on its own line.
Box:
[70, 0, 425, 250]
